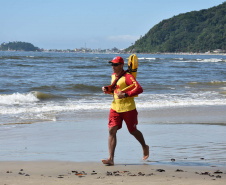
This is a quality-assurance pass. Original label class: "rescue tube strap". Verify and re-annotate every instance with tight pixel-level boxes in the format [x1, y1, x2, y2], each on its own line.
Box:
[131, 69, 137, 72]
[110, 70, 127, 93]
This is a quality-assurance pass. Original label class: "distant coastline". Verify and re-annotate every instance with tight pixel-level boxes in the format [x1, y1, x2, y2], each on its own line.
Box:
[1, 50, 225, 56]
[0, 41, 225, 55]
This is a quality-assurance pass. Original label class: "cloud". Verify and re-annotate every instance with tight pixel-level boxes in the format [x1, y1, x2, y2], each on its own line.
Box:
[107, 35, 139, 43]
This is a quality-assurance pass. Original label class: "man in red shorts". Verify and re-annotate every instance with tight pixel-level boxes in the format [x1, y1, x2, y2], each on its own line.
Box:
[102, 56, 149, 165]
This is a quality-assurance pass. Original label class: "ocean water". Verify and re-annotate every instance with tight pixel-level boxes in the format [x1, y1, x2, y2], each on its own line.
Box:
[0, 51, 226, 165]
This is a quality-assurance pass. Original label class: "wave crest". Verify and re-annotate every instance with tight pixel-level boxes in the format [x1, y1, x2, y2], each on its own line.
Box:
[0, 92, 39, 105]
[31, 91, 57, 100]
[188, 81, 226, 86]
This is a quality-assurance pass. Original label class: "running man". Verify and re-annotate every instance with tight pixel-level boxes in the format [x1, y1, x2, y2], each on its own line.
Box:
[102, 56, 149, 165]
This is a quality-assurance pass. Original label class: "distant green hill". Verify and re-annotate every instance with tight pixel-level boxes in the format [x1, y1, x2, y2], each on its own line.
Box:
[126, 2, 226, 53]
[0, 41, 41, 51]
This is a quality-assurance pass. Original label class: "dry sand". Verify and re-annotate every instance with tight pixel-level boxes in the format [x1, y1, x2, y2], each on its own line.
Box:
[1, 161, 225, 185]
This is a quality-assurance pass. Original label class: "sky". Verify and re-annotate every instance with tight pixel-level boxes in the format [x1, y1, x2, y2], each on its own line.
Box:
[1, 0, 225, 50]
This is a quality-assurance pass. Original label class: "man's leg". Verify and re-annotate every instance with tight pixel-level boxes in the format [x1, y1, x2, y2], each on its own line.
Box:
[130, 129, 149, 160]
[123, 109, 149, 160]
[102, 126, 118, 165]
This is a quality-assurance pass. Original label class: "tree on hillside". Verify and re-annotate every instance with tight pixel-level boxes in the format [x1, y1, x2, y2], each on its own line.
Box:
[126, 2, 226, 53]
[0, 41, 41, 51]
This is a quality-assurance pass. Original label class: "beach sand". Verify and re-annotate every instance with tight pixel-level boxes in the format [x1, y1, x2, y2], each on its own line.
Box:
[1, 108, 226, 184]
[1, 161, 225, 185]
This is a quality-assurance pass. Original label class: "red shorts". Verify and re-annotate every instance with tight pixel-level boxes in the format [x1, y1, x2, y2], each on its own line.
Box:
[108, 109, 138, 132]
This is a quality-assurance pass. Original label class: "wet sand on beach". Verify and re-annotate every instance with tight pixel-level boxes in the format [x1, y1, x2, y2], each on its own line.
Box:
[1, 161, 226, 185]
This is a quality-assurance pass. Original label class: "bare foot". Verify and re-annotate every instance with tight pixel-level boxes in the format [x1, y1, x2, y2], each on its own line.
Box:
[102, 158, 114, 165]
[143, 145, 149, 160]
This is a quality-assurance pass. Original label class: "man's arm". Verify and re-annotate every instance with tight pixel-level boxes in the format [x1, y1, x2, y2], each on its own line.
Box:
[117, 74, 143, 99]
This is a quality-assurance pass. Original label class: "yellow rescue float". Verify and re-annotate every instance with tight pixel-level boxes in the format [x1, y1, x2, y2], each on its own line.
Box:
[127, 54, 138, 79]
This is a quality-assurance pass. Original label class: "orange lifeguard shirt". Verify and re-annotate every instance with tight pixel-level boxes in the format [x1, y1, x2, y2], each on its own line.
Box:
[111, 71, 143, 113]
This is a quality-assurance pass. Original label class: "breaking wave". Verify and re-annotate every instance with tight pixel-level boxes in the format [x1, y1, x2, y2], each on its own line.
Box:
[188, 81, 226, 86]
[0, 91, 59, 105]
[0, 92, 39, 105]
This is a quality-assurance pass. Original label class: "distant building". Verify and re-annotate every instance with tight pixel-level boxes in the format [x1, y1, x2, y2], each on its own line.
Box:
[112, 47, 119, 53]
[213, 49, 225, 53]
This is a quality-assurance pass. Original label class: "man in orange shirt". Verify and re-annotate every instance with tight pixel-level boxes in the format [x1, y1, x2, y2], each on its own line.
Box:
[102, 56, 149, 165]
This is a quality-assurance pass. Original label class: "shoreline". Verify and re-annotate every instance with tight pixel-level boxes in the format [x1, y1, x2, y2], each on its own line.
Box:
[1, 161, 225, 185]
[1, 109, 226, 164]
[1, 50, 226, 55]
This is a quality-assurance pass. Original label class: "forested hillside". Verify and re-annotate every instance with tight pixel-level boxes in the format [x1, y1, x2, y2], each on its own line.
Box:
[0, 41, 40, 51]
[126, 2, 226, 53]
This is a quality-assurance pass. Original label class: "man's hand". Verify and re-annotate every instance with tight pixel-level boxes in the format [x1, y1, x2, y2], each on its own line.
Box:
[116, 91, 126, 99]
[102, 86, 108, 94]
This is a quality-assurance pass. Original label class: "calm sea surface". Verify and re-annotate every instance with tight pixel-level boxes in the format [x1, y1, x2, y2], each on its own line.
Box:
[0, 51, 226, 165]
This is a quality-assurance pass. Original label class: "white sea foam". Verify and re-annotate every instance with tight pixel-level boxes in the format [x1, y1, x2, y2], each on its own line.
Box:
[200, 58, 223, 62]
[188, 80, 226, 86]
[220, 87, 226, 90]
[172, 58, 224, 63]
[145, 58, 156, 60]
[137, 98, 226, 109]
[194, 58, 224, 63]
[173, 58, 184, 60]
[0, 92, 39, 105]
[0, 99, 109, 116]
[210, 80, 226, 84]
[138, 91, 226, 108]
[1, 91, 225, 119]
[138, 57, 156, 60]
